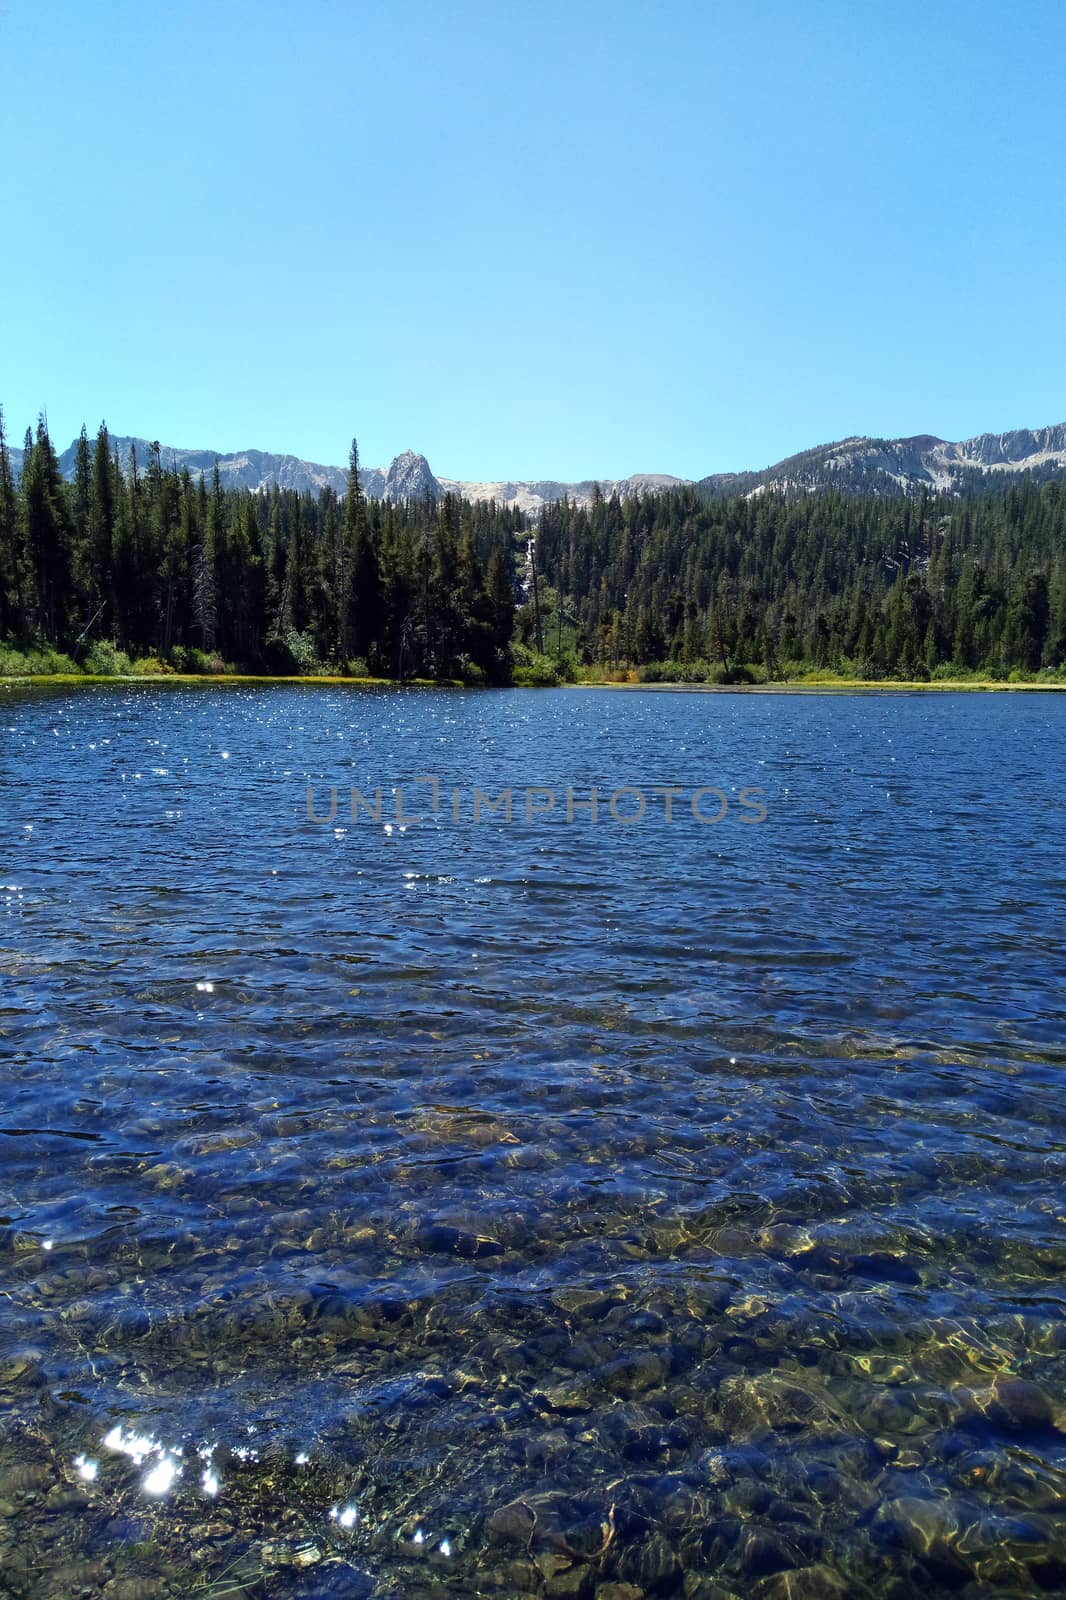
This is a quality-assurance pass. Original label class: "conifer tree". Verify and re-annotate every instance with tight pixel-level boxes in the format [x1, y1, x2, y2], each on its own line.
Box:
[0, 407, 27, 642]
[20, 418, 76, 644]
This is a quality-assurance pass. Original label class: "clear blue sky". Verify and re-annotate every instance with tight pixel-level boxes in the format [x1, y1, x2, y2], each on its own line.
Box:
[2, 0, 1064, 481]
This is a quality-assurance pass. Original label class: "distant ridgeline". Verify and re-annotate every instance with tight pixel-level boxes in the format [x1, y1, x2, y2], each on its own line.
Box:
[1, 411, 1065, 681]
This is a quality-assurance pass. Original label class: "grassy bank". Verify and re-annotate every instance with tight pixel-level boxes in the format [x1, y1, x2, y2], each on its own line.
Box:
[5, 669, 1066, 692]
[587, 677, 1066, 693]
[0, 671, 446, 688]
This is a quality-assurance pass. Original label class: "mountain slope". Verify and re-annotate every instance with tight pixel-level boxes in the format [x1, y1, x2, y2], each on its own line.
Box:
[7, 421, 1066, 507]
[697, 425, 1066, 499]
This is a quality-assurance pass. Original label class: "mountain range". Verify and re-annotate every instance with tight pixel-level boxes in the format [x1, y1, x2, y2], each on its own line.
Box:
[696, 425, 1066, 500]
[7, 423, 1066, 510]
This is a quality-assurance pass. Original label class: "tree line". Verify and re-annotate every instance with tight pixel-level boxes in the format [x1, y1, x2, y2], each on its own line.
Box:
[3, 407, 1066, 683]
[0, 413, 519, 680]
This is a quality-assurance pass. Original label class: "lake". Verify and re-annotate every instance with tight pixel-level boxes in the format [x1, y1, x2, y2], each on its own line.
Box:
[1, 684, 1065, 1599]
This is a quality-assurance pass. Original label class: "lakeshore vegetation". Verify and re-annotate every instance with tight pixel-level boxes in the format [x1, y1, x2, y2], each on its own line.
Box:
[3, 410, 1066, 687]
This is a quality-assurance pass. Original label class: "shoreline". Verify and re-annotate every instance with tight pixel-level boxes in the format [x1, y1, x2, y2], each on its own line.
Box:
[581, 678, 1066, 694]
[2, 673, 1066, 693]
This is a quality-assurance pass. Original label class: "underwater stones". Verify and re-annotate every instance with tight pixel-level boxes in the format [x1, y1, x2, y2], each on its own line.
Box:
[681, 1580, 740, 1600]
[596, 1408, 670, 1465]
[183, 1128, 260, 1156]
[44, 1557, 109, 1592]
[817, 1437, 882, 1480]
[679, 1515, 742, 1574]
[696, 1443, 773, 1484]
[662, 1415, 693, 1448]
[411, 1223, 505, 1258]
[560, 1336, 613, 1372]
[943, 1443, 1001, 1490]
[874, 1496, 968, 1569]
[722, 1479, 772, 1517]
[535, 1552, 574, 1580]
[757, 1226, 816, 1260]
[859, 1387, 927, 1437]
[720, 1334, 759, 1368]
[342, 1224, 377, 1248]
[848, 1253, 920, 1286]
[553, 1288, 627, 1321]
[738, 1525, 804, 1578]
[749, 1566, 847, 1600]
[43, 1483, 91, 1512]
[544, 1562, 595, 1597]
[193, 1520, 237, 1542]
[489, 1557, 543, 1593]
[624, 1311, 667, 1337]
[599, 1351, 666, 1398]
[614, 1529, 683, 1591]
[799, 1463, 843, 1504]
[0, 1461, 55, 1497]
[0, 1348, 47, 1388]
[262, 1536, 324, 1567]
[955, 1510, 1053, 1560]
[595, 1584, 645, 1600]
[101, 1581, 169, 1600]
[715, 1374, 821, 1436]
[972, 1377, 1056, 1435]
[685, 1282, 734, 1319]
[671, 1320, 714, 1363]
[486, 1498, 538, 1545]
[523, 1430, 572, 1470]
[539, 1380, 593, 1413]
[491, 1491, 614, 1565]
[142, 1162, 187, 1192]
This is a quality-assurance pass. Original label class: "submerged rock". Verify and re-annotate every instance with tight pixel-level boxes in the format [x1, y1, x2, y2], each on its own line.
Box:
[976, 1377, 1056, 1435]
[749, 1567, 848, 1599]
[411, 1223, 505, 1258]
[486, 1498, 537, 1545]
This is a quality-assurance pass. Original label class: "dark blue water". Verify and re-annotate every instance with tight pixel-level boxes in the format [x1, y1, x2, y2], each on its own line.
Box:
[1, 684, 1065, 1598]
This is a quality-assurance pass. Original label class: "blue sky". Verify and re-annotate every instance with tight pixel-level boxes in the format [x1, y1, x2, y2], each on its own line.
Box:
[2, 0, 1064, 481]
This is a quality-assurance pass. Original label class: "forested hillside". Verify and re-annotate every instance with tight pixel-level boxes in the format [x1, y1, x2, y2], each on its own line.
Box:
[533, 479, 1066, 681]
[2, 410, 1065, 683]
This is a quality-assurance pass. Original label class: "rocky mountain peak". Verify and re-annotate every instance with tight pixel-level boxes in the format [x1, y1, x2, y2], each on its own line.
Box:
[383, 451, 441, 502]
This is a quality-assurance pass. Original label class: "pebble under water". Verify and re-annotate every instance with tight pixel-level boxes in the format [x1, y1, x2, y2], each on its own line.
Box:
[1, 683, 1065, 1600]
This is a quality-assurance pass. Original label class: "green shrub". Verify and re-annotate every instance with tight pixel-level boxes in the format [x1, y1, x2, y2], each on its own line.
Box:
[0, 644, 82, 676]
[712, 664, 756, 685]
[0, 645, 31, 675]
[262, 630, 320, 675]
[84, 641, 132, 675]
[636, 659, 713, 683]
[179, 646, 226, 675]
[513, 652, 561, 686]
[27, 648, 80, 674]
[131, 655, 175, 675]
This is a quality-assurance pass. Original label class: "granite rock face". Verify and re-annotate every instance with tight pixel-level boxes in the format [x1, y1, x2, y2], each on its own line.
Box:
[383, 449, 441, 502]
